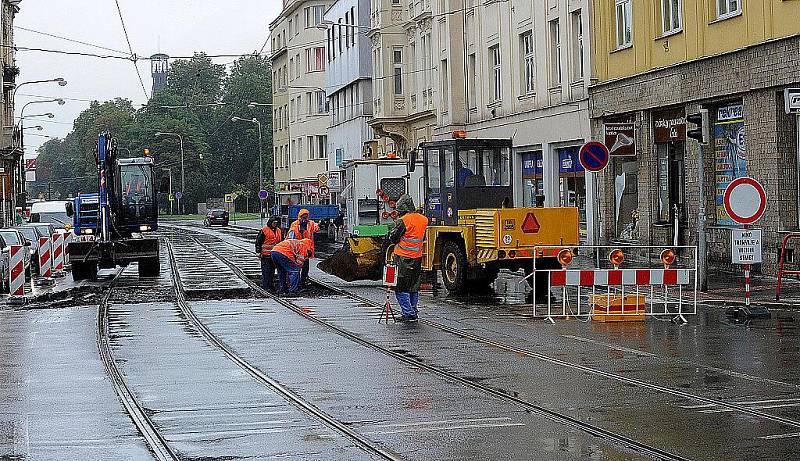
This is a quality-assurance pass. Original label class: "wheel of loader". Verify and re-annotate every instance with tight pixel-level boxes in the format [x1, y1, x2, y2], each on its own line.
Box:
[138, 258, 160, 278]
[524, 257, 560, 302]
[72, 261, 98, 281]
[440, 241, 468, 293]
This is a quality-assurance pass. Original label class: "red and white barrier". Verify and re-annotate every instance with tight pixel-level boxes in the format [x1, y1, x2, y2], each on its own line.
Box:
[52, 233, 65, 274]
[9, 245, 25, 297]
[550, 269, 691, 287]
[38, 236, 52, 278]
[63, 231, 73, 266]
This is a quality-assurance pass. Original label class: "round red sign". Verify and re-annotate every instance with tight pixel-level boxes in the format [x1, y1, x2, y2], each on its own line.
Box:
[723, 177, 766, 225]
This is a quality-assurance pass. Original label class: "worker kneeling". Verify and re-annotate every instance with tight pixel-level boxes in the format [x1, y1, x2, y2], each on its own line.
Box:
[270, 238, 314, 295]
[388, 195, 429, 322]
[287, 208, 319, 287]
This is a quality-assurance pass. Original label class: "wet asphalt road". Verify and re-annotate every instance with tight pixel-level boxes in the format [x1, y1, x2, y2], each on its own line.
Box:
[1, 221, 799, 459]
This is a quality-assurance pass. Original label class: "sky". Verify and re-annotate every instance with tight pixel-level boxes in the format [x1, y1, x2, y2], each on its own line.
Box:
[15, 0, 282, 159]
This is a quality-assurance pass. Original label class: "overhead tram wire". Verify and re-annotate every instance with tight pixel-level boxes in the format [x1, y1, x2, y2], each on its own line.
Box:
[14, 25, 131, 56]
[114, 0, 149, 99]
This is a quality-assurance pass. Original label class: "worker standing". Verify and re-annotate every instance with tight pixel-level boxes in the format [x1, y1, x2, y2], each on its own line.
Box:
[270, 238, 314, 295]
[287, 208, 319, 286]
[255, 216, 282, 291]
[388, 194, 429, 322]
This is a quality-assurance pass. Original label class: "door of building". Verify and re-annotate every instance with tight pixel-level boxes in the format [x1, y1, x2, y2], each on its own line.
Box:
[656, 141, 686, 245]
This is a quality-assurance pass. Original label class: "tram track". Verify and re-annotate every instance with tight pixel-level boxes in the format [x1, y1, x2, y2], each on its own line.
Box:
[177, 228, 692, 461]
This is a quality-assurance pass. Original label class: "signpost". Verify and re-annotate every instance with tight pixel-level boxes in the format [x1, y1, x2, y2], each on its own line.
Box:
[578, 141, 610, 172]
[723, 177, 768, 318]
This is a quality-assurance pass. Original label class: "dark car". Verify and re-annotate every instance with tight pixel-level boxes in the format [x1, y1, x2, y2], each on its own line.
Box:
[204, 209, 229, 227]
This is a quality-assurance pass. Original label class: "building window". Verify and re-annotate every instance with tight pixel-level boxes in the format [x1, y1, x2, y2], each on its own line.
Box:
[572, 10, 584, 81]
[393, 47, 403, 95]
[317, 90, 328, 114]
[716, 0, 740, 18]
[295, 13, 300, 36]
[338, 19, 344, 53]
[467, 53, 477, 110]
[489, 45, 501, 102]
[662, 0, 681, 34]
[440, 59, 449, 110]
[549, 19, 561, 86]
[520, 31, 535, 95]
[305, 5, 325, 28]
[318, 135, 328, 159]
[327, 28, 333, 60]
[615, 0, 632, 48]
[306, 47, 326, 72]
[350, 7, 356, 46]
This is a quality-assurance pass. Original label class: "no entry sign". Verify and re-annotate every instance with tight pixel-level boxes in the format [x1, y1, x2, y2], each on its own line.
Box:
[578, 141, 610, 172]
[723, 177, 766, 225]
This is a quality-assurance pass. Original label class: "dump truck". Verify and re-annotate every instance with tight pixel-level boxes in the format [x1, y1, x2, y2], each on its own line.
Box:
[320, 137, 580, 293]
[66, 133, 166, 280]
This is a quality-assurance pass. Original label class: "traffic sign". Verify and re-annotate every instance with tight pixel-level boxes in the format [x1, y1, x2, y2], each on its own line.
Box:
[723, 177, 766, 225]
[317, 173, 328, 186]
[174, 191, 183, 200]
[578, 141, 610, 172]
[319, 186, 330, 197]
[258, 189, 269, 200]
[224, 194, 234, 204]
[168, 193, 174, 202]
[731, 229, 762, 264]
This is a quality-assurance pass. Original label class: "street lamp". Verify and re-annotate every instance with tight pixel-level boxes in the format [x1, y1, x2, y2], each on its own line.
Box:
[154, 132, 185, 213]
[231, 115, 264, 223]
[12, 77, 67, 102]
[19, 112, 55, 120]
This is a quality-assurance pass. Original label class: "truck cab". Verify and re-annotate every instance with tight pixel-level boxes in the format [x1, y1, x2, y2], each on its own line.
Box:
[72, 193, 100, 236]
[116, 157, 158, 235]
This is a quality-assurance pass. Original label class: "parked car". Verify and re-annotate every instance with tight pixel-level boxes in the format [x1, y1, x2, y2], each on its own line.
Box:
[18, 224, 47, 273]
[204, 209, 229, 227]
[0, 229, 32, 281]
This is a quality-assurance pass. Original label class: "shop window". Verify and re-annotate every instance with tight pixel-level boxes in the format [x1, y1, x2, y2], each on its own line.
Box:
[522, 151, 544, 207]
[614, 157, 639, 240]
[714, 103, 746, 225]
[558, 147, 586, 237]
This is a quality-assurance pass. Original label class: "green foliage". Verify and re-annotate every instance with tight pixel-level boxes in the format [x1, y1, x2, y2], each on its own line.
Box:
[33, 53, 273, 210]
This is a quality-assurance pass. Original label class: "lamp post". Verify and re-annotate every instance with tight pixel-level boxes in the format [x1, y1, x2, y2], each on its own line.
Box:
[232, 115, 264, 224]
[154, 132, 185, 213]
[12, 78, 67, 103]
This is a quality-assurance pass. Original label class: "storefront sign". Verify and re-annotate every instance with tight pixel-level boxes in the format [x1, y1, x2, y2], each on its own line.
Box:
[784, 88, 800, 114]
[653, 110, 687, 143]
[604, 123, 636, 156]
[559, 148, 585, 175]
[327, 171, 341, 191]
[715, 103, 747, 226]
[731, 228, 762, 264]
[522, 152, 543, 178]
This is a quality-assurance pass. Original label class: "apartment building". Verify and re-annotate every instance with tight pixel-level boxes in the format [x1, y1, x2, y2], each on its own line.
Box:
[325, 0, 374, 204]
[270, 0, 334, 206]
[590, 0, 800, 274]
[367, 0, 438, 158]
[2, 0, 20, 226]
[432, 0, 595, 241]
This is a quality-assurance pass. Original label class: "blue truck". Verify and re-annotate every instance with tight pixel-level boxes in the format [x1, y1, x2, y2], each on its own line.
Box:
[273, 204, 341, 241]
[71, 193, 100, 236]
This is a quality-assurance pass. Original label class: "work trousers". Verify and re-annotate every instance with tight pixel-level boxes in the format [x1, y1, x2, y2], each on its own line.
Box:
[395, 291, 420, 318]
[270, 251, 301, 293]
[300, 259, 310, 286]
[260, 255, 276, 291]
[393, 255, 423, 318]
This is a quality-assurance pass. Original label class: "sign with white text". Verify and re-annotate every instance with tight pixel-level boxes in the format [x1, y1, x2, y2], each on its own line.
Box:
[731, 228, 762, 264]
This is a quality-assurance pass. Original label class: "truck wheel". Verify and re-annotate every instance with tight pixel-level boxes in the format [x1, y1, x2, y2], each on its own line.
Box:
[72, 261, 97, 281]
[138, 258, 160, 278]
[440, 241, 467, 293]
[524, 257, 560, 302]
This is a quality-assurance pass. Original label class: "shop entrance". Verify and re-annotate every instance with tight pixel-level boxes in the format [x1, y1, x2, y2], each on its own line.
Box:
[656, 141, 686, 245]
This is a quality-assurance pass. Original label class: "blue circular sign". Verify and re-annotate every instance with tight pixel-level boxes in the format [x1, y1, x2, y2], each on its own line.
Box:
[174, 191, 183, 200]
[258, 190, 269, 200]
[579, 141, 610, 172]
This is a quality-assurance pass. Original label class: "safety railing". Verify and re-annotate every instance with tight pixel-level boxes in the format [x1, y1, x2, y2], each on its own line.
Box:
[776, 232, 800, 301]
[524, 245, 698, 323]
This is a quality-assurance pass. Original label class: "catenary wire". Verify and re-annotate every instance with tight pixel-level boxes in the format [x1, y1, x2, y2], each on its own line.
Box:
[114, 0, 149, 99]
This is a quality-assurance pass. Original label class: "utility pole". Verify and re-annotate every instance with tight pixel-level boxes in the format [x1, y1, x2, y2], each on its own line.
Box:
[688, 108, 710, 291]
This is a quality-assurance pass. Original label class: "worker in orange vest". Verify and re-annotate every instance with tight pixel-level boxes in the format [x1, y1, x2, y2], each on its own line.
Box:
[287, 208, 319, 286]
[255, 216, 282, 291]
[270, 238, 314, 294]
[388, 194, 429, 322]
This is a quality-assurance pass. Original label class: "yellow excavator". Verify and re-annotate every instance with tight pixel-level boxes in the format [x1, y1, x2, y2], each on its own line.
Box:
[319, 136, 580, 293]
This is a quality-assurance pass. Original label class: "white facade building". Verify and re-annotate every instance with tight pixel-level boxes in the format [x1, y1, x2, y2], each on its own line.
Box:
[270, 0, 334, 205]
[324, 0, 374, 203]
[431, 0, 596, 242]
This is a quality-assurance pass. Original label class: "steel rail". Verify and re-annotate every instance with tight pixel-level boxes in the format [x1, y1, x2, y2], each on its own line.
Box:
[97, 269, 180, 461]
[182, 230, 690, 461]
[163, 236, 403, 461]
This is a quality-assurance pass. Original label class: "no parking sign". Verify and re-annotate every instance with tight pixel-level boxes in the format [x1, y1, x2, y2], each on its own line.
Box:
[578, 141, 610, 172]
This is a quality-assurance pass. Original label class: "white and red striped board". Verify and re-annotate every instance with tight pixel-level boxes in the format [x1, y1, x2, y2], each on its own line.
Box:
[9, 245, 25, 297]
[52, 233, 64, 273]
[550, 269, 691, 287]
[38, 236, 52, 278]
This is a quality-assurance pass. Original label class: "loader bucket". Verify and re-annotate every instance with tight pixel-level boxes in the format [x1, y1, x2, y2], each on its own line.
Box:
[318, 236, 387, 282]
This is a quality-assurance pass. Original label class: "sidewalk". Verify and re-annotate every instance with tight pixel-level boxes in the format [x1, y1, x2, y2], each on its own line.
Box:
[694, 270, 800, 309]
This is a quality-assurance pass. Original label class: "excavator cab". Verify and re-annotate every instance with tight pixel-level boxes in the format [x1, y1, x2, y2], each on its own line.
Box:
[421, 138, 513, 226]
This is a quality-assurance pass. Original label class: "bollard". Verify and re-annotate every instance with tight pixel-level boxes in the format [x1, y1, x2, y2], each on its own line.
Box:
[8, 245, 26, 303]
[37, 236, 54, 286]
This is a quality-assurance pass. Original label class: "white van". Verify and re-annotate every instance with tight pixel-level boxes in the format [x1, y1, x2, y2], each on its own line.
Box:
[29, 200, 71, 230]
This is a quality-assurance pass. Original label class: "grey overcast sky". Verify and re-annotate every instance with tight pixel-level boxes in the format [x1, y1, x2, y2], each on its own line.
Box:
[15, 0, 282, 159]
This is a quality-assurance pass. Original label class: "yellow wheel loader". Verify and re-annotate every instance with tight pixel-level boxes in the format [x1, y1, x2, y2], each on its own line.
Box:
[319, 137, 580, 293]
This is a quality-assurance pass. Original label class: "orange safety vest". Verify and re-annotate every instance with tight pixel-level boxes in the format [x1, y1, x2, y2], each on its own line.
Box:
[289, 219, 318, 255]
[260, 226, 282, 256]
[393, 212, 428, 259]
[272, 239, 313, 267]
